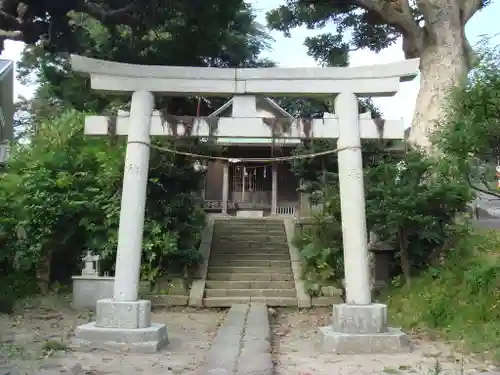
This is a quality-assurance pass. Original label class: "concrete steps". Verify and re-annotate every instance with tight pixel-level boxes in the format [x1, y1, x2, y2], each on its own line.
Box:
[213, 241, 287, 250]
[208, 266, 291, 273]
[205, 288, 296, 298]
[208, 259, 291, 267]
[210, 253, 290, 261]
[207, 272, 294, 281]
[205, 280, 295, 289]
[203, 296, 297, 307]
[213, 245, 289, 252]
[203, 218, 297, 307]
[214, 235, 286, 243]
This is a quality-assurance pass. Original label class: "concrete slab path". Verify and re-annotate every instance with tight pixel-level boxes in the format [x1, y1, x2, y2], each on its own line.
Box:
[200, 303, 273, 375]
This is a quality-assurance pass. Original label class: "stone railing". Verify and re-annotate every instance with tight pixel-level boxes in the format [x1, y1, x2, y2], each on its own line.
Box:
[201, 199, 236, 211]
[310, 202, 324, 215]
[203, 200, 223, 210]
[276, 205, 297, 216]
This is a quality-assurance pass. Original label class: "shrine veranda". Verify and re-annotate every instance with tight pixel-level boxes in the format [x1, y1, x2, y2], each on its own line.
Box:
[69, 54, 419, 354]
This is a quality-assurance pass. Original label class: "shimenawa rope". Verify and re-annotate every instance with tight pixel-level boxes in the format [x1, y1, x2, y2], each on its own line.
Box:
[127, 141, 359, 163]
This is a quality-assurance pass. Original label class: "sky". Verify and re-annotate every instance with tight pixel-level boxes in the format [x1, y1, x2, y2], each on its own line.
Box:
[1, 0, 500, 127]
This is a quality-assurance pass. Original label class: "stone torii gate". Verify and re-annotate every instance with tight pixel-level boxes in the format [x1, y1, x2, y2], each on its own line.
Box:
[70, 55, 419, 354]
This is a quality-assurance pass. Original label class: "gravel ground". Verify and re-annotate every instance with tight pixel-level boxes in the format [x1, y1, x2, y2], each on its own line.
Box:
[270, 308, 495, 375]
[0, 295, 226, 375]
[2, 298, 495, 375]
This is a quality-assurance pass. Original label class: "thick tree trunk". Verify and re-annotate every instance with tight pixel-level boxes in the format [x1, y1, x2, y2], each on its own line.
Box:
[408, 17, 469, 149]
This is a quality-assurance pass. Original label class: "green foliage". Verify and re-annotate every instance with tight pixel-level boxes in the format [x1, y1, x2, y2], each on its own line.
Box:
[2, 0, 274, 304]
[288, 140, 355, 290]
[388, 228, 500, 360]
[436, 46, 500, 197]
[293, 216, 344, 294]
[384, 45, 500, 358]
[15, 3, 274, 138]
[41, 340, 68, 354]
[0, 272, 39, 313]
[2, 111, 118, 272]
[290, 140, 339, 199]
[290, 141, 472, 288]
[0, 0, 275, 58]
[437, 49, 500, 159]
[366, 150, 473, 279]
[0, 110, 206, 293]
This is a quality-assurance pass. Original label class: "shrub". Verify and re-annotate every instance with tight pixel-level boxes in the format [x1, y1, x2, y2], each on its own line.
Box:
[388, 228, 500, 360]
[290, 143, 471, 288]
[0, 109, 206, 296]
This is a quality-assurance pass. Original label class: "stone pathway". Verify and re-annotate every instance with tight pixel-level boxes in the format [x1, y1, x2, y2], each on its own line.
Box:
[200, 303, 273, 375]
[466, 193, 500, 229]
[474, 192, 500, 212]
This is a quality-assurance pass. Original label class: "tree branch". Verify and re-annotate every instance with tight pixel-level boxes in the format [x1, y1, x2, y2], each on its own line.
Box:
[460, 0, 482, 24]
[463, 33, 475, 69]
[74, 0, 138, 23]
[415, 0, 434, 25]
[0, 7, 22, 32]
[0, 29, 22, 40]
[354, 0, 422, 38]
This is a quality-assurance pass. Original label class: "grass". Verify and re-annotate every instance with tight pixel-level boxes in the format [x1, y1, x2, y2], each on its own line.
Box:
[0, 343, 26, 359]
[387, 228, 500, 362]
[41, 340, 68, 355]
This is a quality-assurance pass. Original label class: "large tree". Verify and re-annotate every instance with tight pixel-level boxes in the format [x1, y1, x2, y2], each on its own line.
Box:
[0, 0, 274, 59]
[267, 0, 490, 148]
[2, 0, 275, 293]
[13, 0, 273, 136]
[0, 0, 145, 49]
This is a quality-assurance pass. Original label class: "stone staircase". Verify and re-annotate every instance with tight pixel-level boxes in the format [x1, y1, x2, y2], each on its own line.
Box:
[203, 218, 297, 307]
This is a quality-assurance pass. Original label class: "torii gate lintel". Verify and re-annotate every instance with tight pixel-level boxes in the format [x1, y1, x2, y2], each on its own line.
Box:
[70, 54, 419, 97]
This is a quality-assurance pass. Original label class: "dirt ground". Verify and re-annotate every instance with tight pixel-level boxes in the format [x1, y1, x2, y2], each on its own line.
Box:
[1, 298, 496, 375]
[271, 308, 495, 375]
[0, 295, 225, 375]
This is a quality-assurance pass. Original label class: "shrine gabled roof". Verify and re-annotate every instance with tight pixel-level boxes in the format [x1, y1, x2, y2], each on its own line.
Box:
[208, 95, 294, 119]
[259, 97, 294, 119]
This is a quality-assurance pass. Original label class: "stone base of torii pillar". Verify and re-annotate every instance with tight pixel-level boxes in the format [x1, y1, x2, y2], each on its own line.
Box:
[317, 93, 409, 354]
[318, 303, 410, 354]
[71, 91, 168, 353]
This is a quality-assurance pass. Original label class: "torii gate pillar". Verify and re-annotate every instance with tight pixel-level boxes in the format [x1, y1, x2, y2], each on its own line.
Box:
[317, 92, 408, 354]
[72, 91, 168, 352]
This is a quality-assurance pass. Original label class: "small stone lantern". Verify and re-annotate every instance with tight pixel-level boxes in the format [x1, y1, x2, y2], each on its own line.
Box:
[368, 231, 396, 293]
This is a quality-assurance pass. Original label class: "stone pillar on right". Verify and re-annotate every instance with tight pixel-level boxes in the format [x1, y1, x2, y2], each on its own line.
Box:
[271, 163, 278, 215]
[318, 92, 410, 354]
[222, 163, 229, 215]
